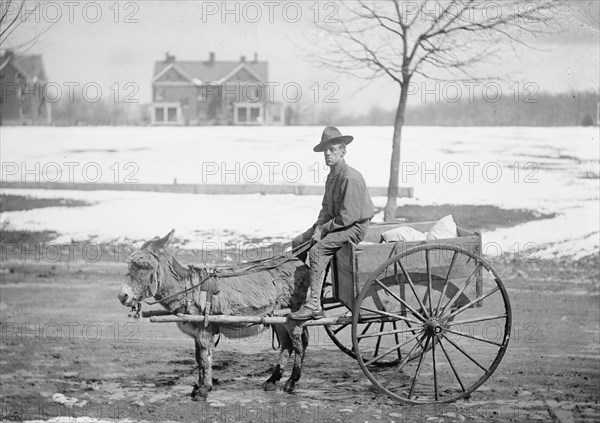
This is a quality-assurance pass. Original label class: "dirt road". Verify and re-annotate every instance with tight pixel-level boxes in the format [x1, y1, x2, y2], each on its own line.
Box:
[0, 256, 598, 422]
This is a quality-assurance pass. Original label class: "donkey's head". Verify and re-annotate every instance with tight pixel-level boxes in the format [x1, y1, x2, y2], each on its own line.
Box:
[118, 229, 175, 307]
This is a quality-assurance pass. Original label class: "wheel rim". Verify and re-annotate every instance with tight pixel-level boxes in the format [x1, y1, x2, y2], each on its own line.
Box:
[321, 263, 355, 358]
[352, 244, 512, 404]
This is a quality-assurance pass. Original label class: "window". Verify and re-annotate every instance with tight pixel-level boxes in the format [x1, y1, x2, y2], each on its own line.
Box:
[234, 103, 263, 125]
[167, 107, 177, 122]
[153, 105, 180, 124]
[237, 107, 247, 122]
[155, 107, 164, 122]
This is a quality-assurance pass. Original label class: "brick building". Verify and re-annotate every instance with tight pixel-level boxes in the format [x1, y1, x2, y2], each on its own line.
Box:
[0, 51, 51, 125]
[151, 52, 283, 125]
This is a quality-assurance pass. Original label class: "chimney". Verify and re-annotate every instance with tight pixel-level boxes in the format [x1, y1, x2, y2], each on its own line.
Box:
[165, 52, 175, 63]
[208, 52, 215, 63]
[253, 52, 258, 62]
[240, 55, 246, 63]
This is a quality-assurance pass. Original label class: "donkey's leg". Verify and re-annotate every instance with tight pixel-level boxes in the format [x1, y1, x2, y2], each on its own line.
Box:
[284, 325, 309, 394]
[263, 326, 292, 391]
[191, 338, 204, 400]
[191, 328, 216, 401]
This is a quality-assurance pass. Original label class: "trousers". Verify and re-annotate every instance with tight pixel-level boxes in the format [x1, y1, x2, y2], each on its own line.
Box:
[292, 220, 369, 310]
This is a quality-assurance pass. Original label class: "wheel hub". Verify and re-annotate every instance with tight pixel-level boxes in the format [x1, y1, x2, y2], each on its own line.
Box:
[424, 318, 444, 336]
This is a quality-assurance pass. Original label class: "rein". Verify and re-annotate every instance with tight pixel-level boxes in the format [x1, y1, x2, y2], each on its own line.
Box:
[143, 239, 313, 307]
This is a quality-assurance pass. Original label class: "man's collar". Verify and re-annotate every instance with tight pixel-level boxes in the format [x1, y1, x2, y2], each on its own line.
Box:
[328, 158, 346, 177]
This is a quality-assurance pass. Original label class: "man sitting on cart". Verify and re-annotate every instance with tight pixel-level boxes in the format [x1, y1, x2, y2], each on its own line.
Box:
[289, 126, 375, 320]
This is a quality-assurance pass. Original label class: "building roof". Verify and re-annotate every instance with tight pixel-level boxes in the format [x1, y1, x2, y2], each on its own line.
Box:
[153, 58, 268, 84]
[0, 53, 47, 81]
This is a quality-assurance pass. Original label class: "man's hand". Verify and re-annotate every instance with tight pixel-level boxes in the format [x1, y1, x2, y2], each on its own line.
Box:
[311, 225, 323, 243]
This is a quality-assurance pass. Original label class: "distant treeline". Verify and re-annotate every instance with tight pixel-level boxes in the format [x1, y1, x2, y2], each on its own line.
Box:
[48, 90, 598, 127]
[51, 98, 149, 126]
[335, 90, 600, 127]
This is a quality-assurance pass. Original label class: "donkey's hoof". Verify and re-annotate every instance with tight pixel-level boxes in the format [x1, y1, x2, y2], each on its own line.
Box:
[191, 384, 208, 401]
[262, 381, 276, 391]
[283, 380, 296, 394]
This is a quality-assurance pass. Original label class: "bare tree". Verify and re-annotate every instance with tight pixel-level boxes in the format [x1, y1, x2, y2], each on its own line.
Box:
[1, 0, 52, 55]
[313, 0, 558, 221]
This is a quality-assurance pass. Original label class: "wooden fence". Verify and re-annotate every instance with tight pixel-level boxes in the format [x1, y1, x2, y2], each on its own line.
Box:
[1, 181, 413, 197]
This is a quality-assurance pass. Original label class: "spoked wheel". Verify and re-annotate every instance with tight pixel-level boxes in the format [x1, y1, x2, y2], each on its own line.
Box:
[322, 266, 429, 364]
[352, 244, 511, 404]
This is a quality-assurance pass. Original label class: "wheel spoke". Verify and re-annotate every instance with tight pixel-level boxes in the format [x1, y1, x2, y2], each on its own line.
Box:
[383, 332, 427, 388]
[374, 278, 426, 322]
[360, 306, 422, 325]
[357, 326, 415, 339]
[393, 260, 407, 317]
[438, 338, 466, 392]
[425, 251, 434, 317]
[365, 330, 424, 366]
[333, 322, 350, 335]
[442, 334, 488, 372]
[435, 251, 459, 316]
[447, 314, 507, 326]
[397, 260, 431, 319]
[408, 335, 431, 399]
[432, 335, 439, 401]
[443, 287, 500, 322]
[444, 328, 503, 347]
[439, 263, 483, 317]
[374, 322, 385, 358]
[392, 321, 402, 361]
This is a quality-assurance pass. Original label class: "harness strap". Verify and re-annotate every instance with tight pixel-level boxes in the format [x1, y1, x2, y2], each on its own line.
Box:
[144, 240, 312, 309]
[203, 272, 220, 327]
[144, 268, 213, 306]
[210, 240, 313, 277]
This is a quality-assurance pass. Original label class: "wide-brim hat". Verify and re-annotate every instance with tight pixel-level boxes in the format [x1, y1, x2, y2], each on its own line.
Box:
[313, 126, 354, 152]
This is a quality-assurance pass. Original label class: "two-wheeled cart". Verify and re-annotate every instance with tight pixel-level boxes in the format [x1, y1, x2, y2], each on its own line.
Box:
[150, 221, 512, 404]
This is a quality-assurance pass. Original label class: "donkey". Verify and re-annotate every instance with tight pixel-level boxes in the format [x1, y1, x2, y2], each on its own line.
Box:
[117, 230, 311, 400]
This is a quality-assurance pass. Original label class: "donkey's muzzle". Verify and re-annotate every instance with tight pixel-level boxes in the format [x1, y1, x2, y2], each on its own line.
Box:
[118, 291, 130, 305]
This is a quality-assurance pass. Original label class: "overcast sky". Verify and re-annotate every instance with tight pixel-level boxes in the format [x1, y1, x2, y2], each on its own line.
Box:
[4, 1, 599, 113]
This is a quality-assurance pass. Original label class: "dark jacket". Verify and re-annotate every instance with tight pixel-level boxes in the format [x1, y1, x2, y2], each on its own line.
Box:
[315, 159, 374, 233]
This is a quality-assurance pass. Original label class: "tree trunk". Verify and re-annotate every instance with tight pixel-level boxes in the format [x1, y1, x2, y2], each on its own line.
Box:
[384, 81, 410, 222]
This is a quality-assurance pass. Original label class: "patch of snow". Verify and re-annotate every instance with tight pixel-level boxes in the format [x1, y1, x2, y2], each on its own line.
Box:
[1, 126, 598, 259]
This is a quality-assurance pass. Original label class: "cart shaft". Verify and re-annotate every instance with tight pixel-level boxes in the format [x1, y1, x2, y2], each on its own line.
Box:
[150, 314, 352, 326]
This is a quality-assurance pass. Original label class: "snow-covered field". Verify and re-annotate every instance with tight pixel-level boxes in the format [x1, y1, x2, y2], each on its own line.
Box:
[1, 126, 598, 259]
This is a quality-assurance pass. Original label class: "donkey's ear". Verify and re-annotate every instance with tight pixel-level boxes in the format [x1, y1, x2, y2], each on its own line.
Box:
[154, 229, 175, 250]
[141, 235, 160, 250]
